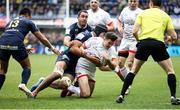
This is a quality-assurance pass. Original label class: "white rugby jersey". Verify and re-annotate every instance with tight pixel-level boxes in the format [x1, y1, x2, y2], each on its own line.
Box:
[84, 37, 116, 60]
[87, 8, 113, 29]
[118, 7, 143, 40]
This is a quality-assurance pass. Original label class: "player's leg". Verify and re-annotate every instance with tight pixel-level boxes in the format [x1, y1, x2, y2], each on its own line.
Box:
[116, 41, 148, 103]
[151, 40, 180, 105]
[12, 49, 32, 95]
[0, 50, 11, 90]
[127, 40, 137, 70]
[158, 58, 180, 105]
[67, 74, 90, 98]
[117, 55, 129, 80]
[17, 57, 32, 95]
[117, 38, 130, 80]
[59, 74, 74, 89]
[31, 61, 67, 98]
[18, 57, 31, 85]
[0, 60, 9, 90]
[116, 58, 145, 103]
[30, 77, 45, 92]
[89, 80, 95, 97]
[127, 51, 136, 70]
[125, 51, 136, 95]
[78, 75, 91, 98]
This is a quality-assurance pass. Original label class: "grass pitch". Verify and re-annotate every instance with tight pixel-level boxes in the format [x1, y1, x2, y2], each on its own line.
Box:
[0, 55, 180, 109]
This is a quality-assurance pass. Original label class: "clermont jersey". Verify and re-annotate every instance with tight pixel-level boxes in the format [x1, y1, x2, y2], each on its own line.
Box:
[0, 16, 39, 50]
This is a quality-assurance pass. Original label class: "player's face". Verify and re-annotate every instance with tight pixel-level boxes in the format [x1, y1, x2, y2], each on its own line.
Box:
[128, 0, 139, 10]
[90, 0, 99, 11]
[78, 12, 88, 28]
[103, 39, 114, 49]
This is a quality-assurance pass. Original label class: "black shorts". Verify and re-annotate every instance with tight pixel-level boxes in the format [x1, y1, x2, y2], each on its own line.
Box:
[0, 48, 28, 62]
[118, 51, 129, 58]
[56, 52, 79, 78]
[135, 39, 169, 62]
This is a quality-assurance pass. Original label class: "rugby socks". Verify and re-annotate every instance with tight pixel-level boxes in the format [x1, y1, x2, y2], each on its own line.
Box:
[120, 72, 135, 97]
[120, 67, 129, 79]
[68, 85, 80, 96]
[167, 74, 176, 98]
[21, 68, 31, 85]
[0, 74, 5, 89]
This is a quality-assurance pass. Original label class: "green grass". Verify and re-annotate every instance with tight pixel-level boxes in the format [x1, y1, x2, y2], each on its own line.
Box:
[0, 55, 180, 109]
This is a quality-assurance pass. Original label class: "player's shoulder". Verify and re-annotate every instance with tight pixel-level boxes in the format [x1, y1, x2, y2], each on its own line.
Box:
[69, 22, 78, 29]
[76, 31, 92, 40]
[86, 24, 92, 30]
[122, 6, 129, 12]
[99, 8, 109, 15]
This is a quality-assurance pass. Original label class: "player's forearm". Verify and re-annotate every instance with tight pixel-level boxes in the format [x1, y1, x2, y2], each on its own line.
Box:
[99, 66, 111, 71]
[106, 59, 116, 70]
[34, 31, 54, 50]
[84, 55, 101, 67]
[107, 23, 115, 31]
[133, 32, 139, 41]
[63, 37, 71, 47]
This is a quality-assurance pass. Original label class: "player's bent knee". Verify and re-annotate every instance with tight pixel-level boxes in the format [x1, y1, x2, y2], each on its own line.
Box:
[127, 61, 133, 69]
[60, 76, 72, 88]
[53, 66, 64, 77]
[80, 91, 91, 98]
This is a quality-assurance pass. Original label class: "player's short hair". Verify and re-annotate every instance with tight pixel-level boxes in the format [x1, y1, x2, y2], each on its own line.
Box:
[77, 10, 88, 17]
[150, 0, 162, 7]
[19, 8, 31, 16]
[90, 0, 99, 3]
[105, 32, 118, 42]
[94, 24, 108, 36]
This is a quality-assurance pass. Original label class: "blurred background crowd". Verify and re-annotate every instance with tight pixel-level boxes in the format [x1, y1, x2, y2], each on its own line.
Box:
[0, 0, 179, 18]
[0, 0, 180, 54]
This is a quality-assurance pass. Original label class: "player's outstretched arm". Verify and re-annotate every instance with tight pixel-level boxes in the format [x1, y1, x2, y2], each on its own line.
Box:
[33, 31, 60, 55]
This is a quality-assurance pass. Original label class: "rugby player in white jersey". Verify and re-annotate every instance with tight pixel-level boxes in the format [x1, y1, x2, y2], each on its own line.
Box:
[117, 0, 143, 94]
[67, 32, 118, 98]
[87, 0, 114, 31]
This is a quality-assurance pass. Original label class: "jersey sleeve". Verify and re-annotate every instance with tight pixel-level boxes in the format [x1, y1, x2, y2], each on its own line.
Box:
[118, 8, 125, 22]
[28, 20, 39, 33]
[109, 47, 117, 60]
[65, 28, 71, 36]
[84, 37, 93, 49]
[104, 12, 113, 25]
[75, 31, 92, 43]
[65, 24, 76, 39]
[166, 16, 174, 30]
[75, 33, 85, 41]
[135, 13, 142, 26]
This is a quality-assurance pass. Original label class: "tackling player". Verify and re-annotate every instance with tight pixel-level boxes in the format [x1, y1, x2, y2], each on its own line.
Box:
[67, 32, 118, 98]
[29, 24, 108, 98]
